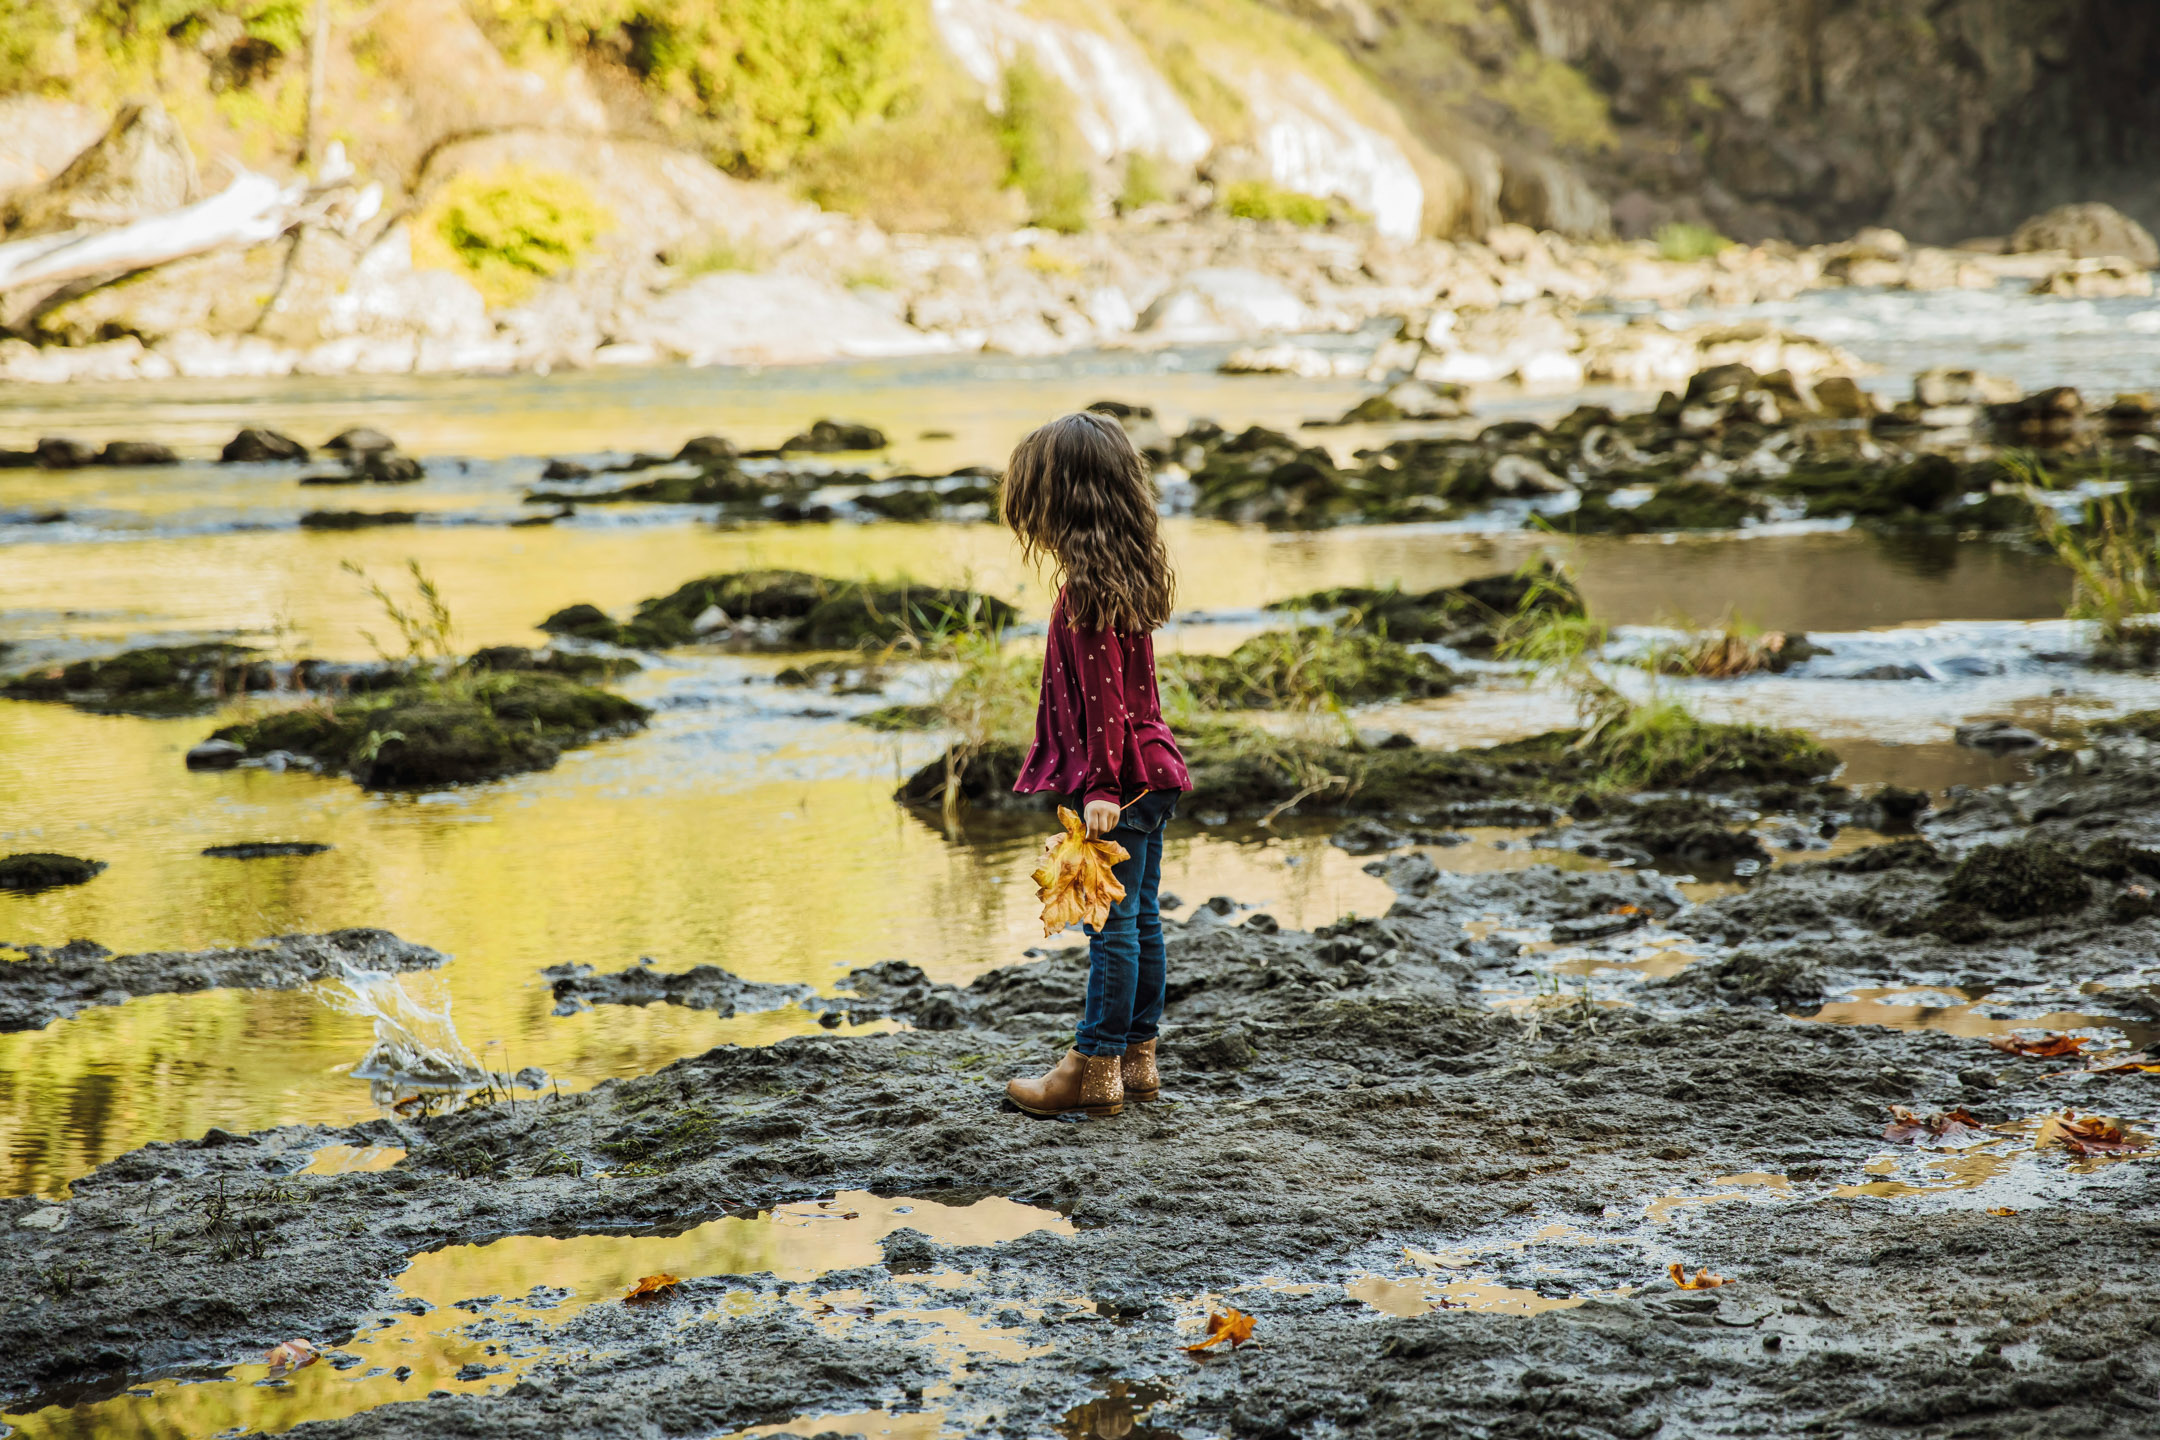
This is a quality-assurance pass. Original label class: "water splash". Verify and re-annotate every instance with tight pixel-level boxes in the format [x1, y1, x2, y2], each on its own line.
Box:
[316, 960, 484, 1091]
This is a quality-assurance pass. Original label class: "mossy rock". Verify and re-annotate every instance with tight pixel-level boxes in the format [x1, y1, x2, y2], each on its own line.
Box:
[1940, 840, 2092, 920]
[2092, 710, 2160, 742]
[1616, 797, 1767, 865]
[205, 673, 647, 789]
[1574, 479, 1769, 533]
[526, 470, 770, 506]
[546, 571, 1017, 651]
[1269, 562, 1582, 652]
[1163, 630, 1456, 708]
[2, 643, 274, 717]
[0, 852, 107, 892]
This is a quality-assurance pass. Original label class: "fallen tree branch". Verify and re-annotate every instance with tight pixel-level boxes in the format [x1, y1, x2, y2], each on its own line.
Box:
[0, 171, 303, 295]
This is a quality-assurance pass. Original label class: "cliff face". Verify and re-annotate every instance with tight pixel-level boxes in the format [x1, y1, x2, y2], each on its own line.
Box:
[1295, 0, 2160, 243]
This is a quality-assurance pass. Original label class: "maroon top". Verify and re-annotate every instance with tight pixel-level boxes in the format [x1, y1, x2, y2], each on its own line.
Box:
[1014, 590, 1191, 809]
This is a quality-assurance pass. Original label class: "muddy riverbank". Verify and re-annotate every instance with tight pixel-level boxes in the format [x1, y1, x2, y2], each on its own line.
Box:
[3, 744, 2155, 1438]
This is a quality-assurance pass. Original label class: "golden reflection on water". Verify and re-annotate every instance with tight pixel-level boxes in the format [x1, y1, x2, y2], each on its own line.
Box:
[1802, 987, 2157, 1050]
[1346, 1272, 1586, 1317]
[0, 1192, 1068, 1440]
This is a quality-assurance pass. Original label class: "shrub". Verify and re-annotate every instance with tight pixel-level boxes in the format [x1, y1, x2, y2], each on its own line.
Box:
[1654, 221, 1730, 262]
[413, 165, 611, 306]
[995, 56, 1094, 233]
[793, 99, 1011, 235]
[670, 235, 765, 276]
[479, 0, 925, 175]
[1118, 151, 1171, 211]
[2017, 461, 2160, 660]
[1222, 178, 1331, 227]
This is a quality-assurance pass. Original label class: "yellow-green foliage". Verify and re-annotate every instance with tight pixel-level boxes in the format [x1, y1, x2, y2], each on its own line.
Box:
[792, 98, 1011, 236]
[2, 0, 304, 95]
[994, 56, 1094, 233]
[413, 164, 611, 306]
[1655, 221, 1731, 262]
[477, 0, 925, 175]
[1117, 151, 1170, 211]
[670, 234, 764, 276]
[1488, 47, 1613, 153]
[1222, 178, 1331, 227]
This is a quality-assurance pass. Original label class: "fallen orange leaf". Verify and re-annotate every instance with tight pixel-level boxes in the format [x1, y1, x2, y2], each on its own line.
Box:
[2047, 1111, 2150, 1158]
[1668, 1263, 1729, 1290]
[1033, 806, 1131, 936]
[2081, 1051, 2160, 1075]
[1883, 1105, 1990, 1145]
[264, 1338, 319, 1376]
[1990, 1033, 2093, 1059]
[624, 1272, 682, 1304]
[1184, 1307, 1256, 1353]
[1986, 1207, 2018, 1217]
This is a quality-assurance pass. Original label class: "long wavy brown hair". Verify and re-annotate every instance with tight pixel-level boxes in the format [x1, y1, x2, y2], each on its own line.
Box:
[1001, 411, 1175, 632]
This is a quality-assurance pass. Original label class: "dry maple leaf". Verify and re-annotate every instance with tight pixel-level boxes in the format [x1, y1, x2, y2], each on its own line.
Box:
[264, 1339, 319, 1377]
[1033, 806, 1132, 937]
[1184, 1307, 1257, 1353]
[1668, 1263, 1729, 1290]
[1989, 1033, 2093, 1059]
[624, 1272, 682, 1304]
[1882, 1105, 1991, 1145]
[2048, 1111, 2150, 1158]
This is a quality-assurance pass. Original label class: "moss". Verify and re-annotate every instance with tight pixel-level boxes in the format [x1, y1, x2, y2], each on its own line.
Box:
[1616, 797, 1766, 866]
[597, 1102, 723, 1170]
[1222, 179, 1334, 226]
[2, 643, 274, 717]
[412, 165, 611, 307]
[206, 672, 646, 790]
[2092, 710, 2160, 741]
[1654, 222, 1730, 262]
[2075, 836, 2160, 881]
[1190, 431, 1364, 528]
[0, 853, 107, 893]
[792, 98, 1011, 235]
[1573, 480, 1768, 534]
[1822, 839, 1943, 874]
[1938, 840, 2092, 921]
[1163, 630, 1456, 709]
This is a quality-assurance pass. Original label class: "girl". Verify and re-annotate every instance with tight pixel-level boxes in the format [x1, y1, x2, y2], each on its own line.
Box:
[999, 410, 1190, 1119]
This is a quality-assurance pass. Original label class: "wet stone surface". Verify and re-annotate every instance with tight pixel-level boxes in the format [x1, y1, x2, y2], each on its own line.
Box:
[0, 754, 2156, 1436]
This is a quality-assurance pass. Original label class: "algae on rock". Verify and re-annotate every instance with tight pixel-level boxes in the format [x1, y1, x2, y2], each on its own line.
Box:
[541, 570, 1017, 651]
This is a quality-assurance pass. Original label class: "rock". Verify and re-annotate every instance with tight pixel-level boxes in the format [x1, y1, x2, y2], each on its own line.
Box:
[613, 272, 946, 366]
[2009, 203, 2159, 268]
[540, 459, 592, 480]
[1340, 379, 1470, 423]
[33, 437, 96, 469]
[201, 842, 332, 859]
[1912, 368, 2020, 408]
[323, 427, 399, 456]
[221, 428, 309, 463]
[14, 1207, 65, 1231]
[0, 99, 198, 237]
[1135, 267, 1310, 341]
[5, 643, 274, 717]
[1954, 721, 2046, 753]
[354, 452, 425, 483]
[95, 441, 178, 467]
[538, 603, 618, 640]
[0, 853, 106, 892]
[1084, 400, 1172, 459]
[0, 96, 105, 198]
[2029, 259, 2154, 299]
[185, 739, 248, 770]
[1488, 453, 1570, 494]
[1221, 344, 1357, 378]
[690, 605, 730, 636]
[782, 420, 888, 453]
[674, 435, 739, 465]
[1811, 375, 1877, 419]
[299, 510, 419, 530]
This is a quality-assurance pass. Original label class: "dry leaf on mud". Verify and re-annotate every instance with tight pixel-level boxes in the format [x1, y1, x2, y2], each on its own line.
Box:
[2079, 1051, 2160, 1075]
[1184, 1307, 1256, 1353]
[1034, 806, 1132, 937]
[1989, 1033, 2094, 1059]
[2044, 1111, 2150, 1158]
[1883, 1105, 1991, 1145]
[1668, 1264, 1729, 1290]
[1987, 1207, 2018, 1217]
[264, 1338, 319, 1376]
[624, 1273, 683, 1304]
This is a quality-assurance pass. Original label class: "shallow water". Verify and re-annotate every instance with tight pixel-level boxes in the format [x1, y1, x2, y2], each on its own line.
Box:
[5, 304, 2160, 1214]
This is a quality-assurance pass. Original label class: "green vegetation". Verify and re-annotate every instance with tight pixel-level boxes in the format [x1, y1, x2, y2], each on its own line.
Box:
[541, 570, 1018, 651]
[1222, 178, 1332, 227]
[1161, 630, 1456, 711]
[670, 235, 766, 277]
[2, 642, 273, 717]
[1654, 222, 1732, 262]
[1117, 151, 1171, 211]
[2017, 461, 2160, 661]
[413, 164, 611, 306]
[479, 0, 925, 174]
[994, 56, 1094, 233]
[1, 1, 304, 95]
[1487, 46, 1614, 153]
[792, 99, 1010, 236]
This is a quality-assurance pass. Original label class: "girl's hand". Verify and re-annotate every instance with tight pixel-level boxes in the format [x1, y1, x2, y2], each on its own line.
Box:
[1083, 800, 1121, 837]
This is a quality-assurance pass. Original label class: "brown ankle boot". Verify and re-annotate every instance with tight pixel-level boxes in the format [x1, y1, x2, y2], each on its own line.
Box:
[1121, 1038, 1160, 1101]
[1006, 1048, 1123, 1117]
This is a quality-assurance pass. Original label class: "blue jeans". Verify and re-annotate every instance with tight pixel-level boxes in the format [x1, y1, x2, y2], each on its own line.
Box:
[1074, 790, 1177, 1057]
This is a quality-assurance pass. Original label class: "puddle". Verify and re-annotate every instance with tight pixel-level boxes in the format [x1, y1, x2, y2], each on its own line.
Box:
[1059, 1381, 1177, 1440]
[1644, 1172, 1794, 1224]
[726, 1410, 949, 1440]
[1802, 987, 2158, 1051]
[298, 1144, 405, 1175]
[1346, 1272, 1587, 1317]
[1550, 935, 1703, 982]
[0, 1193, 1071, 1439]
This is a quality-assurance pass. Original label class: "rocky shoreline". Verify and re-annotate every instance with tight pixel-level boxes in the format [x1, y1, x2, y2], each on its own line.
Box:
[2, 739, 2154, 1437]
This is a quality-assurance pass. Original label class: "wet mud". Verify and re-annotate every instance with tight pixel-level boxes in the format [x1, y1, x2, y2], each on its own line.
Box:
[0, 931, 446, 1033]
[4, 745, 2157, 1438]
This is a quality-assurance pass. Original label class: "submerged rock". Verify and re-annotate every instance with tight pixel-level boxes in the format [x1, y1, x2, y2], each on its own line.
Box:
[543, 570, 1017, 651]
[298, 510, 418, 530]
[200, 842, 332, 859]
[2, 642, 275, 717]
[780, 419, 887, 453]
[1271, 561, 1581, 653]
[0, 852, 106, 893]
[220, 427, 309, 463]
[96, 440, 178, 467]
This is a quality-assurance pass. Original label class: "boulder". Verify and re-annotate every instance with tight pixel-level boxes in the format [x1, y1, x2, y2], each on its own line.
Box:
[0, 100, 198, 237]
[1913, 368, 2020, 408]
[612, 272, 945, 366]
[221, 428, 309, 463]
[2009, 203, 2158, 268]
[33, 437, 95, 469]
[1340, 379, 1470, 423]
[782, 420, 887, 453]
[185, 739, 247, 770]
[96, 441, 179, 467]
[1135, 267, 1311, 342]
[0, 97, 106, 200]
[674, 435, 739, 465]
[323, 428, 398, 455]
